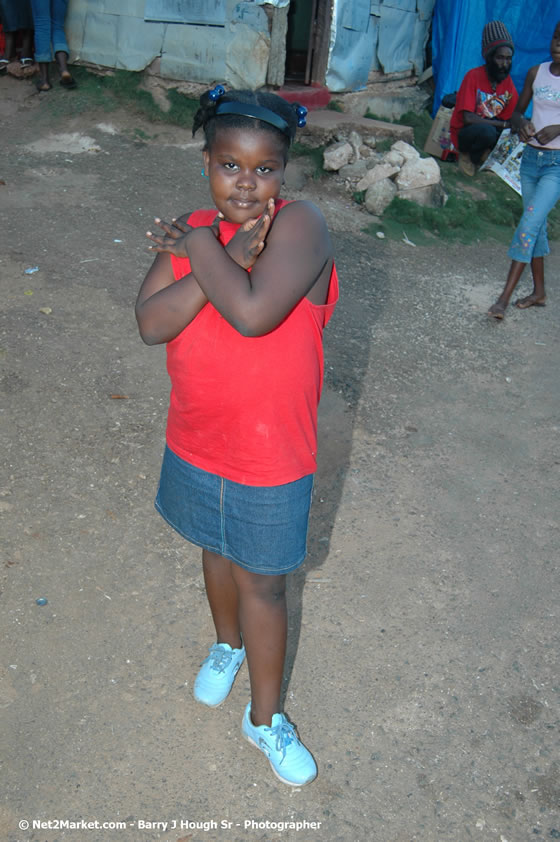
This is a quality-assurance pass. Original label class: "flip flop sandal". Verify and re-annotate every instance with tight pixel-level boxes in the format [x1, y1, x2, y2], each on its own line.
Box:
[35, 80, 52, 92]
[0, 59, 9, 73]
[20, 57, 34, 67]
[59, 75, 77, 89]
[514, 297, 546, 309]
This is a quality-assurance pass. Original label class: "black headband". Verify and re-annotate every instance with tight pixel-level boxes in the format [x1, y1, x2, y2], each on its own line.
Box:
[215, 101, 290, 136]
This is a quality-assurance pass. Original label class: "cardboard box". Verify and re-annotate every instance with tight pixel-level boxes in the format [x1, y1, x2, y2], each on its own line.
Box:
[424, 105, 456, 160]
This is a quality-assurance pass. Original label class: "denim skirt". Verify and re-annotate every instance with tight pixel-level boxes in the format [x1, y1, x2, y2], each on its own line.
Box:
[155, 445, 314, 575]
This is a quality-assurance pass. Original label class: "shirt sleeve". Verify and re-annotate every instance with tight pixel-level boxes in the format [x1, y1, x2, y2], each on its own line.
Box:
[454, 68, 478, 116]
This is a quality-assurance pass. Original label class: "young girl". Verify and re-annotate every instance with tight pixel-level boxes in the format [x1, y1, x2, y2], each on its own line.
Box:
[488, 21, 560, 319]
[135, 87, 338, 787]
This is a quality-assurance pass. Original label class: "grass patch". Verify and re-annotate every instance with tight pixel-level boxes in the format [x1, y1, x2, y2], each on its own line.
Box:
[364, 107, 432, 151]
[39, 66, 199, 128]
[396, 109, 432, 151]
[378, 165, 560, 245]
[375, 138, 393, 154]
[327, 99, 345, 112]
[291, 141, 326, 179]
[364, 108, 384, 121]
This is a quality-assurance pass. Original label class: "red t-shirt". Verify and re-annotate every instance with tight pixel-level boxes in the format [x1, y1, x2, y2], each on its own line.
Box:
[450, 65, 518, 148]
[165, 201, 339, 486]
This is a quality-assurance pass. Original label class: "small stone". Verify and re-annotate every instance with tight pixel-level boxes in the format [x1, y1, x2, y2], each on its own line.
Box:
[36, 597, 48, 606]
[395, 156, 441, 190]
[39, 307, 52, 315]
[348, 130, 362, 160]
[364, 178, 397, 215]
[284, 159, 311, 191]
[384, 149, 405, 167]
[365, 153, 384, 169]
[391, 140, 420, 161]
[356, 163, 400, 192]
[338, 160, 368, 179]
[376, 231, 385, 239]
[397, 182, 447, 208]
[323, 141, 353, 171]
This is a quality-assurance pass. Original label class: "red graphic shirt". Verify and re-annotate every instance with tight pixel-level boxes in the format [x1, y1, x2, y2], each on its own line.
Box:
[450, 65, 518, 148]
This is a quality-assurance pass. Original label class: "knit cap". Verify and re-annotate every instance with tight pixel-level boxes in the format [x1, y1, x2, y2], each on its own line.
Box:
[482, 20, 514, 59]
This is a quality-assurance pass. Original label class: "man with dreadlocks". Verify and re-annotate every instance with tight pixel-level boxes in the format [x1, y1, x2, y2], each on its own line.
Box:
[450, 20, 519, 176]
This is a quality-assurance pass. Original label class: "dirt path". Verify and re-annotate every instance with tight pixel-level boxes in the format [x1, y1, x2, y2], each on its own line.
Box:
[1, 77, 559, 842]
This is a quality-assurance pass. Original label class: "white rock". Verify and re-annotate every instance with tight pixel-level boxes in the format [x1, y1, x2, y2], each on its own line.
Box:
[391, 140, 420, 161]
[397, 182, 447, 207]
[384, 149, 405, 167]
[348, 130, 362, 161]
[339, 160, 368, 179]
[364, 178, 397, 215]
[356, 162, 400, 191]
[323, 141, 353, 171]
[395, 156, 441, 190]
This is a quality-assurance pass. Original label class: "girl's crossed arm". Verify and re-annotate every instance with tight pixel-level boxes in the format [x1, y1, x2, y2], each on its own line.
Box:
[185, 200, 333, 337]
[135, 210, 273, 345]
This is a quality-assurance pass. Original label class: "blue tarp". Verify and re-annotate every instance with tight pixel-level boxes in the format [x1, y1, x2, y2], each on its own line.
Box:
[432, 0, 559, 115]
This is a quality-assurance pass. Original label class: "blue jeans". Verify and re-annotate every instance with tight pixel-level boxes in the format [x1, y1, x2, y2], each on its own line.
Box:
[30, 0, 69, 63]
[508, 144, 560, 263]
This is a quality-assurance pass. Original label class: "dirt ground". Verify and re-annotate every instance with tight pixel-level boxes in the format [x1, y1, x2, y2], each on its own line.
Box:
[1, 76, 559, 842]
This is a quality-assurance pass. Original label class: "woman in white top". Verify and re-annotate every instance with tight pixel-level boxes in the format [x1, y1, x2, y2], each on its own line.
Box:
[488, 21, 560, 319]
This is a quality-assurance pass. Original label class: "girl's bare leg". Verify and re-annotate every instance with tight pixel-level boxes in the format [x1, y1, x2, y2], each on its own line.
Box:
[231, 564, 287, 727]
[515, 256, 546, 308]
[202, 549, 242, 649]
[488, 260, 526, 319]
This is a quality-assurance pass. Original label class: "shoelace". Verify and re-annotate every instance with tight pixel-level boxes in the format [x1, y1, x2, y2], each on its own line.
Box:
[266, 718, 298, 764]
[205, 644, 234, 674]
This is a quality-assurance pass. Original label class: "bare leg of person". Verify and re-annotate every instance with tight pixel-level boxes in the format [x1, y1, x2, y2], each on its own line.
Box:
[202, 549, 242, 649]
[37, 61, 51, 90]
[231, 564, 287, 727]
[20, 29, 33, 59]
[3, 32, 15, 61]
[488, 260, 526, 319]
[55, 50, 75, 86]
[515, 256, 546, 308]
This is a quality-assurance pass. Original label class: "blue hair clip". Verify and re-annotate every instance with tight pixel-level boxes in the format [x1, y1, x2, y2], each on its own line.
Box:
[296, 105, 308, 128]
[208, 85, 225, 102]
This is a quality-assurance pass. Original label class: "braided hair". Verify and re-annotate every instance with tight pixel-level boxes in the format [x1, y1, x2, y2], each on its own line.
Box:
[192, 88, 304, 162]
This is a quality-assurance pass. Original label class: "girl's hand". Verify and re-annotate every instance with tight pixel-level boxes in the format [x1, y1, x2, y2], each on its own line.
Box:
[534, 124, 560, 146]
[518, 119, 536, 143]
[146, 214, 222, 258]
[226, 198, 275, 269]
[146, 217, 193, 258]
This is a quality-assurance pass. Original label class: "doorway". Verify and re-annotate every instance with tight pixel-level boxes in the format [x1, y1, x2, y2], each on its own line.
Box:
[284, 0, 332, 86]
